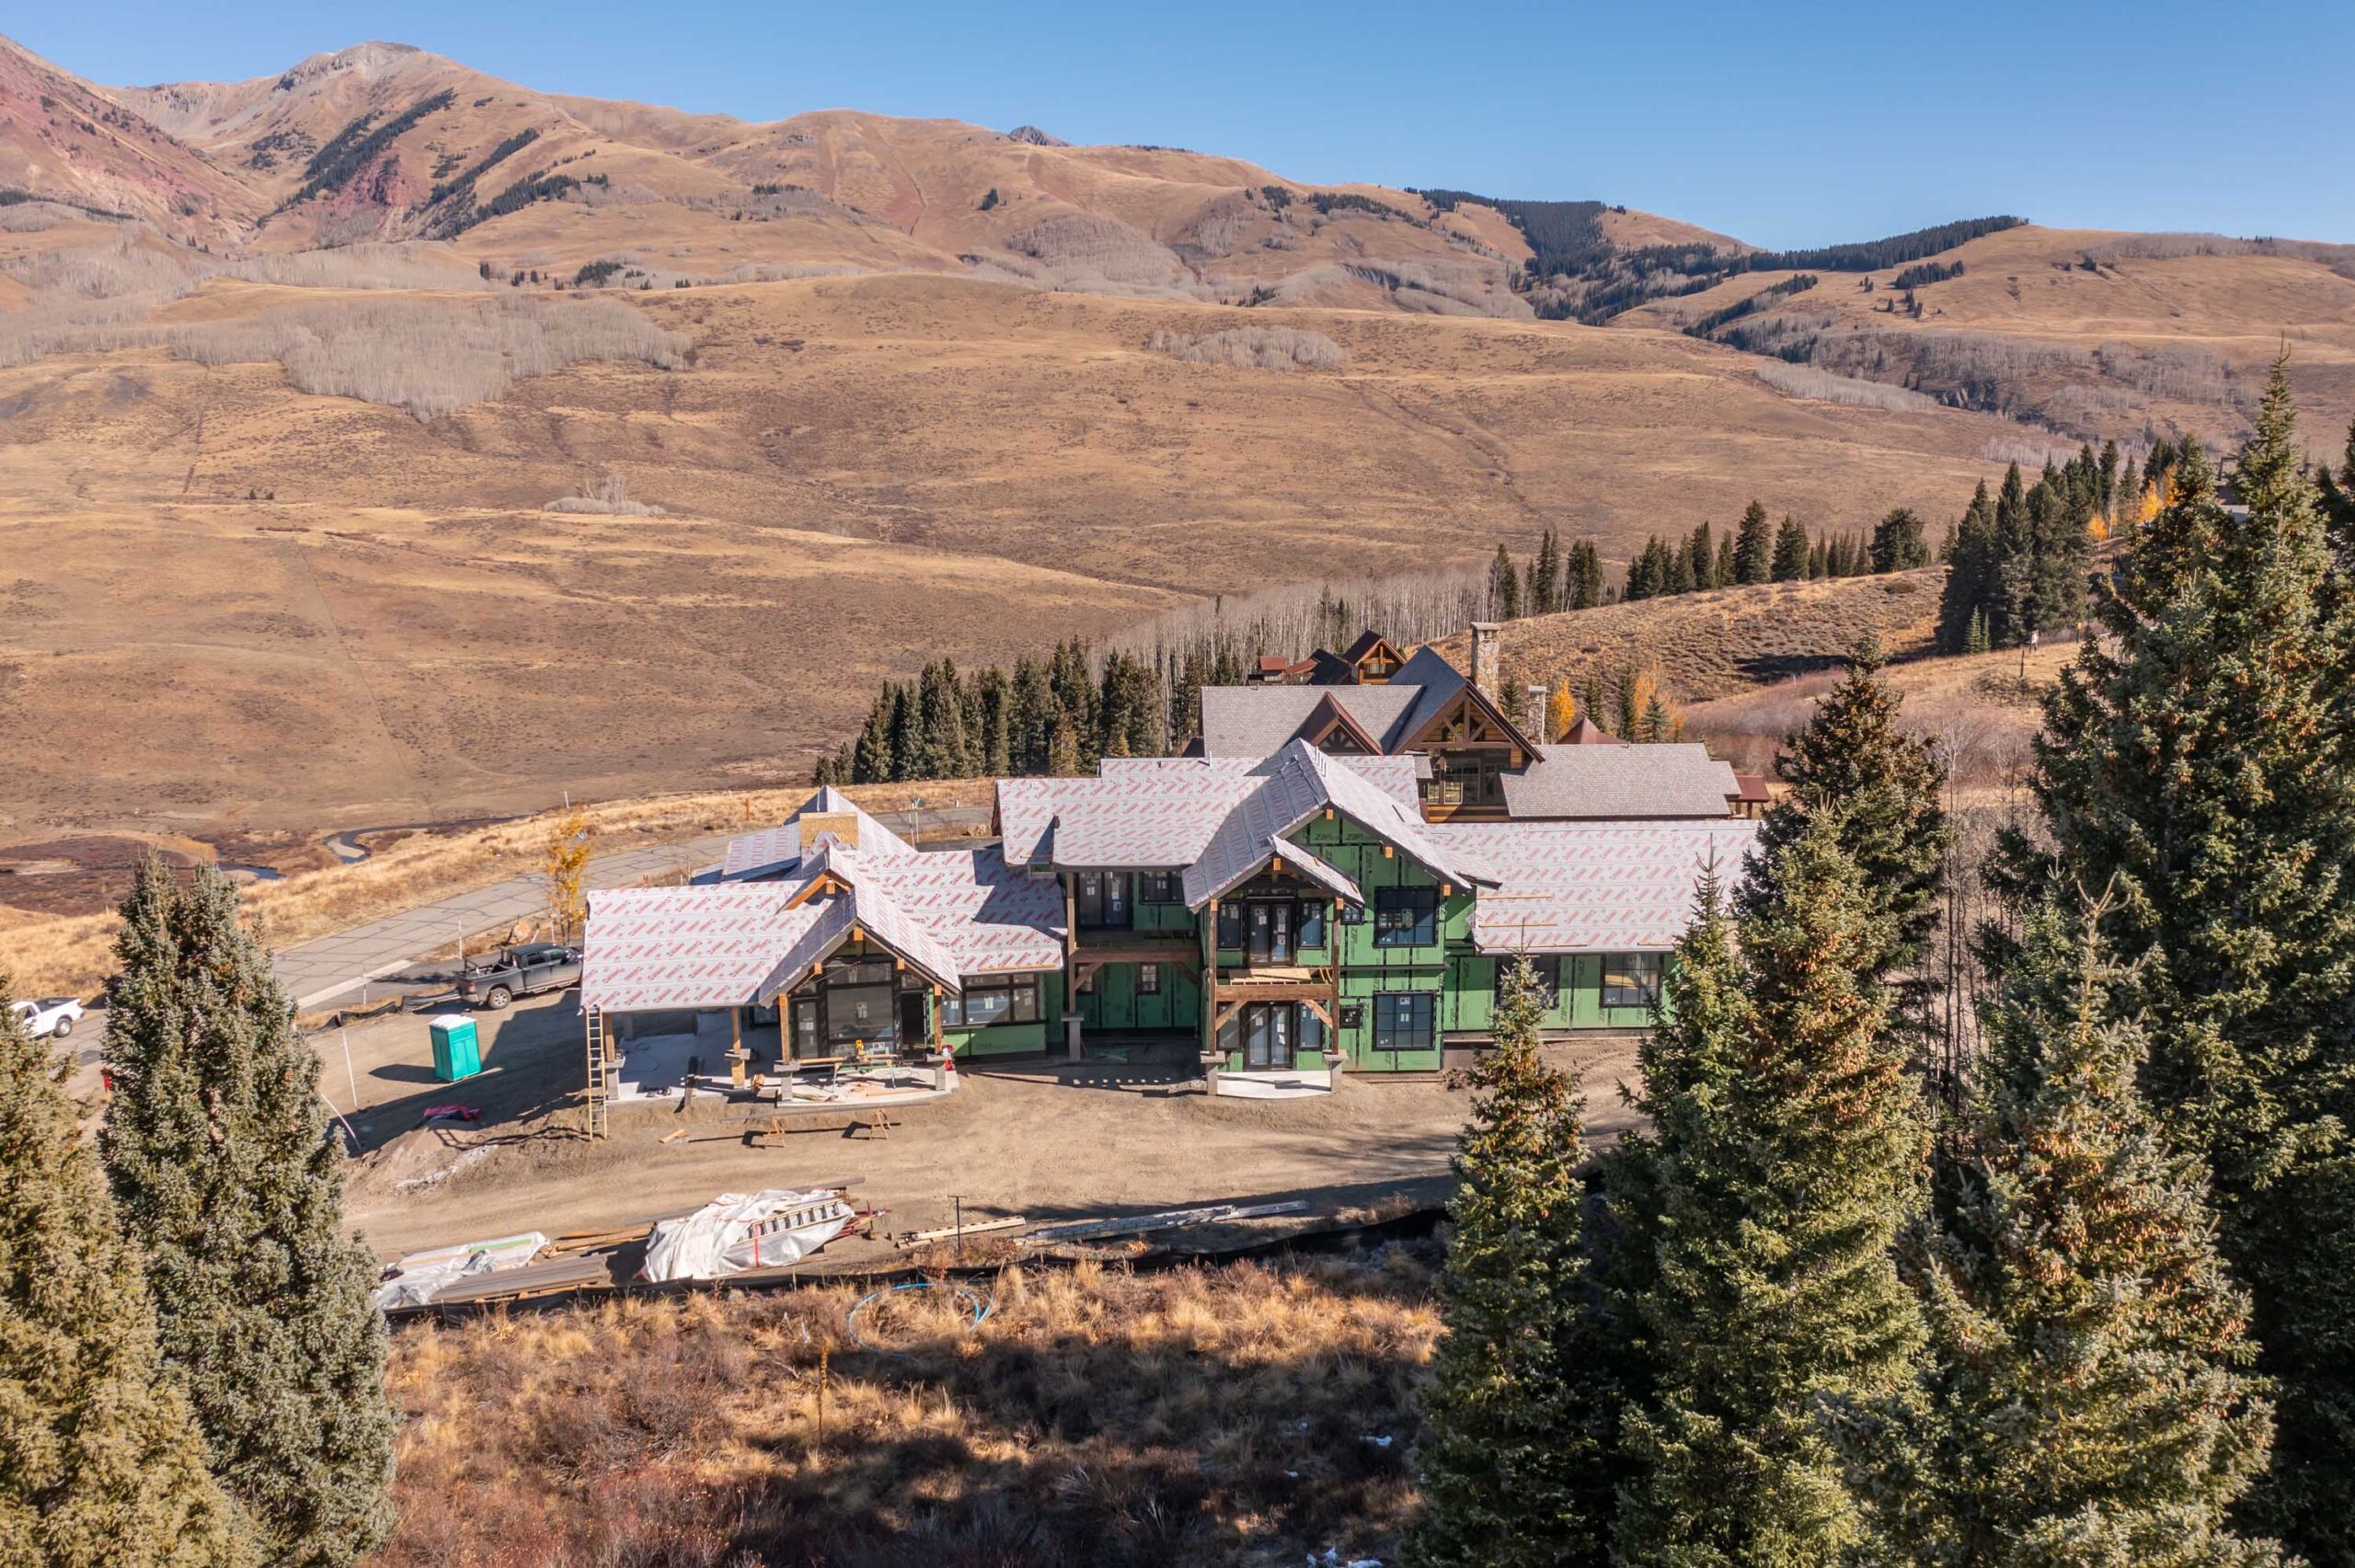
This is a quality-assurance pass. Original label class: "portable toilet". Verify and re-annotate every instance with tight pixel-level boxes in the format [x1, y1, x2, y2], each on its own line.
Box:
[429, 1014, 483, 1082]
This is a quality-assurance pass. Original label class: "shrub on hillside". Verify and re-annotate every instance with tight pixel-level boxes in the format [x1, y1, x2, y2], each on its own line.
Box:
[166, 295, 690, 418]
[1144, 325, 1344, 371]
[1754, 362, 1940, 413]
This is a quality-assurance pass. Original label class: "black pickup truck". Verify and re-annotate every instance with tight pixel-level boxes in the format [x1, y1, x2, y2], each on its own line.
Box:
[456, 944, 583, 1010]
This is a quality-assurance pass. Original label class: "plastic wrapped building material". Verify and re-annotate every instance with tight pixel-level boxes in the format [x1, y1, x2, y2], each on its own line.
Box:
[640, 1189, 856, 1282]
[372, 1232, 548, 1310]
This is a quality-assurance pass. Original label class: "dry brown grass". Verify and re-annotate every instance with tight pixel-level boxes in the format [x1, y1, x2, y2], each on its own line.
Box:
[1441, 567, 1946, 719]
[380, 1250, 1437, 1565]
[1679, 635, 2079, 783]
[0, 778, 993, 999]
[0, 271, 2041, 853]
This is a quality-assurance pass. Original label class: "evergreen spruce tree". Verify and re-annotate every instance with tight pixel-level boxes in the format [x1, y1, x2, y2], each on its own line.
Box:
[1404, 956, 1616, 1568]
[1614, 818, 1927, 1563]
[1686, 521, 1717, 589]
[1965, 607, 1990, 655]
[885, 681, 917, 782]
[1530, 530, 1563, 616]
[2315, 415, 2355, 567]
[1, 973, 254, 1568]
[1009, 658, 1053, 774]
[1844, 902, 2282, 1566]
[1988, 463, 2036, 645]
[1771, 512, 1811, 581]
[1488, 544, 1522, 620]
[1996, 359, 2355, 1556]
[1937, 481, 1998, 652]
[101, 864, 396, 1566]
[2028, 475, 2092, 632]
[1713, 532, 1737, 591]
[1733, 499, 1775, 584]
[1576, 540, 1606, 609]
[1870, 507, 1930, 572]
[1740, 635, 1948, 1050]
[851, 693, 895, 784]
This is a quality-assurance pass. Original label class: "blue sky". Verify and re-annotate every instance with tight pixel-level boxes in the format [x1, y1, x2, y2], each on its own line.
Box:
[19, 1, 2351, 247]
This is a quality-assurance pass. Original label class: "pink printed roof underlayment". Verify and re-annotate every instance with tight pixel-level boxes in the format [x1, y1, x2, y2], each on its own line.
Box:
[586, 830, 1065, 1013]
[580, 884, 825, 1012]
[1002, 746, 1429, 875]
[1179, 744, 1496, 909]
[718, 786, 917, 880]
[1430, 818, 1760, 954]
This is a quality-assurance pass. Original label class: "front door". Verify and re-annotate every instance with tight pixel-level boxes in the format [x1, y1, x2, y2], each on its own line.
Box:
[900, 991, 929, 1051]
[1243, 1003, 1293, 1070]
[1246, 902, 1293, 966]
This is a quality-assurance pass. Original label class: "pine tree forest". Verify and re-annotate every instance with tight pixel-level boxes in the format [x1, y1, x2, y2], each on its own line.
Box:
[1407, 359, 2348, 1564]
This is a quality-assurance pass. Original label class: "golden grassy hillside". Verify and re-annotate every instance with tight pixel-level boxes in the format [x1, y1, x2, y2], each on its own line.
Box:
[1, 265, 2047, 842]
[1621, 223, 2355, 448]
[1441, 567, 1947, 711]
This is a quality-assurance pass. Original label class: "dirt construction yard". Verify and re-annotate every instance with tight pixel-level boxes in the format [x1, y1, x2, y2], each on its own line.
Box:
[321, 990, 1644, 1264]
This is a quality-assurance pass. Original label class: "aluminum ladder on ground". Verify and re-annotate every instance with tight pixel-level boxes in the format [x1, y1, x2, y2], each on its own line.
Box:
[583, 1004, 615, 1139]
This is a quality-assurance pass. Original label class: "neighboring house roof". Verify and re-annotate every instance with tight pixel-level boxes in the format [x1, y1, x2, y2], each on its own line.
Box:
[1501, 744, 1740, 819]
[719, 785, 916, 880]
[580, 885, 823, 1011]
[1734, 773, 1772, 806]
[1199, 682, 1424, 757]
[1557, 715, 1626, 747]
[1432, 819, 1760, 954]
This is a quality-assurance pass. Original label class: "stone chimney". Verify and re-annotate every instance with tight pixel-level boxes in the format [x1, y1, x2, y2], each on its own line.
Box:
[1469, 622, 1500, 704]
[1525, 682, 1550, 738]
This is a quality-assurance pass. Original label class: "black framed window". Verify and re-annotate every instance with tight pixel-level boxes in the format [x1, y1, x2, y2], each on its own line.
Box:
[1373, 887, 1438, 947]
[825, 982, 895, 1044]
[1076, 873, 1132, 928]
[943, 976, 1041, 1027]
[1602, 953, 1663, 1010]
[1216, 902, 1244, 949]
[1139, 872, 1180, 904]
[1372, 991, 1437, 1053]
[1138, 962, 1161, 996]
[1297, 901, 1327, 949]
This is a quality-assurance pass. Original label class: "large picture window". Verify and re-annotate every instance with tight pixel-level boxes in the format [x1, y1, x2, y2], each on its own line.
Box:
[825, 981, 895, 1044]
[1297, 901, 1328, 949]
[942, 975, 1042, 1028]
[1602, 953, 1664, 1010]
[1374, 887, 1438, 947]
[1139, 872, 1181, 904]
[1216, 901, 1244, 949]
[1372, 991, 1437, 1053]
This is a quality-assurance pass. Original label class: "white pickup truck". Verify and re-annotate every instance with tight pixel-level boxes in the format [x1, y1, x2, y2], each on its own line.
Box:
[11, 996, 86, 1040]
